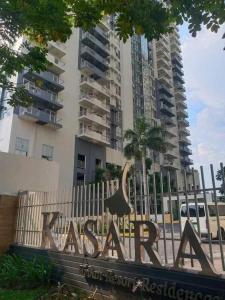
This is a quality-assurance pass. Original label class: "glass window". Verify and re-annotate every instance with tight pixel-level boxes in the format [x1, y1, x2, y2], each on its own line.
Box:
[96, 158, 102, 168]
[208, 205, 225, 217]
[15, 137, 29, 156]
[77, 154, 85, 169]
[181, 205, 205, 217]
[42, 144, 54, 161]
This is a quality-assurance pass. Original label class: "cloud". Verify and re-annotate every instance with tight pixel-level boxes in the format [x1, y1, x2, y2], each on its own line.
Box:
[180, 25, 225, 185]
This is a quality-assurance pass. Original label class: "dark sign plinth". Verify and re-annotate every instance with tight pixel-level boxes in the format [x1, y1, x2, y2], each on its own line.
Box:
[10, 245, 225, 300]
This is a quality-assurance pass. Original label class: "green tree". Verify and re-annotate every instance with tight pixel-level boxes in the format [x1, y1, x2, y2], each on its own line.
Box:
[123, 117, 166, 214]
[95, 163, 122, 182]
[1, 0, 225, 108]
[216, 166, 225, 199]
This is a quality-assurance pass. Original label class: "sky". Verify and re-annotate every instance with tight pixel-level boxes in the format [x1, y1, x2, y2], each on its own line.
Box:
[179, 24, 225, 187]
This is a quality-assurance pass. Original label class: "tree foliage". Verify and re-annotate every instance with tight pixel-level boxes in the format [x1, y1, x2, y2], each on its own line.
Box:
[216, 166, 225, 195]
[0, 0, 225, 108]
[124, 117, 166, 162]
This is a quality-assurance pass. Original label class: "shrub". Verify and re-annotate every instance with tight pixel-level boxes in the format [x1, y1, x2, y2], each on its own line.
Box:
[0, 254, 52, 289]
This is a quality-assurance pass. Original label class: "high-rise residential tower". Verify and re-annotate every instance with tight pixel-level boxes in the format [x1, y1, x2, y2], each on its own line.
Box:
[0, 18, 133, 186]
[131, 27, 195, 189]
[0, 20, 195, 189]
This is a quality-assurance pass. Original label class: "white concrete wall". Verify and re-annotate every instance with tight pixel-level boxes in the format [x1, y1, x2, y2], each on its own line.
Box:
[0, 151, 59, 194]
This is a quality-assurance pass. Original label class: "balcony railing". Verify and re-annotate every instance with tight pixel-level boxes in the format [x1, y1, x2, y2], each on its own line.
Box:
[47, 53, 65, 74]
[81, 31, 109, 58]
[79, 95, 110, 112]
[180, 145, 192, 155]
[23, 70, 64, 92]
[79, 126, 110, 145]
[160, 103, 175, 117]
[80, 77, 110, 97]
[80, 59, 107, 80]
[79, 110, 110, 128]
[24, 82, 63, 108]
[19, 107, 62, 129]
[181, 157, 193, 166]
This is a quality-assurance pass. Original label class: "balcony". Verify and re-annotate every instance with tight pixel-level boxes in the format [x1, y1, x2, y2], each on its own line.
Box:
[79, 95, 110, 113]
[165, 137, 177, 149]
[171, 54, 183, 68]
[176, 99, 187, 109]
[163, 158, 179, 170]
[79, 110, 110, 129]
[80, 46, 109, 72]
[161, 116, 176, 127]
[173, 71, 185, 84]
[80, 59, 107, 81]
[80, 77, 110, 98]
[157, 56, 171, 70]
[79, 126, 110, 146]
[89, 26, 109, 45]
[174, 82, 185, 93]
[158, 83, 173, 98]
[24, 82, 63, 111]
[178, 126, 190, 136]
[174, 88, 186, 100]
[180, 145, 192, 155]
[173, 65, 184, 76]
[47, 53, 65, 74]
[160, 103, 175, 117]
[166, 149, 178, 159]
[177, 109, 188, 119]
[179, 135, 191, 145]
[159, 95, 174, 107]
[158, 67, 171, 80]
[48, 41, 66, 58]
[18, 107, 62, 129]
[181, 157, 193, 166]
[81, 31, 109, 58]
[23, 70, 64, 92]
[178, 118, 189, 128]
[165, 126, 177, 138]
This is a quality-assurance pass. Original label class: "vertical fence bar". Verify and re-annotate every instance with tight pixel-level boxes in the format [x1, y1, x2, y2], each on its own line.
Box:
[97, 182, 100, 235]
[160, 171, 167, 264]
[127, 177, 131, 260]
[153, 172, 158, 251]
[210, 164, 225, 271]
[101, 181, 105, 245]
[167, 171, 175, 264]
[200, 166, 214, 263]
[183, 170, 194, 267]
[192, 168, 201, 237]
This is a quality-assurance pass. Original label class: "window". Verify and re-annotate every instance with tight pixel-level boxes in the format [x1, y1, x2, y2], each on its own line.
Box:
[15, 137, 29, 156]
[181, 205, 205, 217]
[96, 159, 102, 168]
[77, 173, 85, 185]
[77, 154, 86, 169]
[42, 144, 54, 161]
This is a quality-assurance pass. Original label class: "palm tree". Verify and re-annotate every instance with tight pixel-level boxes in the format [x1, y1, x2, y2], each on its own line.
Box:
[124, 117, 166, 215]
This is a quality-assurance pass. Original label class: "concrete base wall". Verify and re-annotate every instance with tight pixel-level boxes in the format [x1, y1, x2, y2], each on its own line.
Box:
[0, 195, 18, 255]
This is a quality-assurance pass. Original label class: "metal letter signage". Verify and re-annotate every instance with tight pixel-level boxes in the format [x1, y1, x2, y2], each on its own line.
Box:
[102, 220, 126, 261]
[41, 212, 59, 250]
[40, 163, 219, 277]
[174, 220, 217, 275]
[104, 162, 132, 217]
[131, 221, 162, 266]
[63, 221, 82, 255]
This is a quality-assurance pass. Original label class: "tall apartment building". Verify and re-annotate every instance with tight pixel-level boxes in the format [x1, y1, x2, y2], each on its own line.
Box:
[0, 20, 195, 189]
[0, 18, 133, 186]
[131, 27, 195, 190]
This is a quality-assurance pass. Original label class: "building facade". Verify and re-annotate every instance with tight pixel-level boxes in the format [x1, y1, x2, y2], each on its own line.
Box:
[0, 20, 195, 190]
[131, 27, 195, 190]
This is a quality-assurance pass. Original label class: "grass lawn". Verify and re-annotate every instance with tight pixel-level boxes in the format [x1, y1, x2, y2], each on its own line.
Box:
[0, 288, 47, 300]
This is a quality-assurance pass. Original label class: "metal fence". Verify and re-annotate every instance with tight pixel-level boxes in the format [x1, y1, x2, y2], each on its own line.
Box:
[15, 163, 225, 274]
